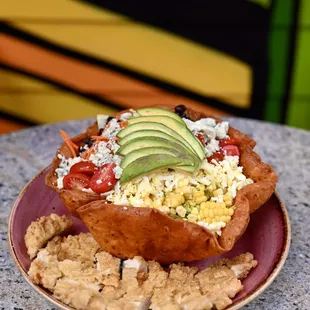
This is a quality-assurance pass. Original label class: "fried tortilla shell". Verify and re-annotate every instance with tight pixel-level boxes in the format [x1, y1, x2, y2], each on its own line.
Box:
[45, 123, 102, 217]
[46, 106, 278, 263]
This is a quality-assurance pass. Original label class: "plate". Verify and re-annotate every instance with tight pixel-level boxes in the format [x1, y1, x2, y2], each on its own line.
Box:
[8, 167, 291, 310]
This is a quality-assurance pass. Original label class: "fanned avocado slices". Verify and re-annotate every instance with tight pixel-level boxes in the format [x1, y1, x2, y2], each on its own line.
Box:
[117, 122, 198, 159]
[117, 108, 206, 183]
[137, 107, 184, 124]
[118, 129, 199, 160]
[116, 137, 198, 166]
[120, 154, 184, 184]
[127, 115, 205, 160]
[120, 147, 197, 170]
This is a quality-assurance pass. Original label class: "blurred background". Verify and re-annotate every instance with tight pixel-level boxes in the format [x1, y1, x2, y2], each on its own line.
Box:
[0, 0, 309, 134]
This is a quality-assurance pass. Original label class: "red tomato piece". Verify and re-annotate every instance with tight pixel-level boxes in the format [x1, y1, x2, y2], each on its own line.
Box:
[208, 151, 224, 163]
[63, 173, 91, 190]
[219, 137, 239, 147]
[196, 133, 205, 146]
[222, 145, 240, 156]
[89, 163, 117, 194]
[70, 161, 97, 175]
[120, 121, 127, 129]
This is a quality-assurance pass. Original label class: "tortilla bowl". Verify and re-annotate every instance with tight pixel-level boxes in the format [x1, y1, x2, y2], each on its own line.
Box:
[46, 106, 278, 263]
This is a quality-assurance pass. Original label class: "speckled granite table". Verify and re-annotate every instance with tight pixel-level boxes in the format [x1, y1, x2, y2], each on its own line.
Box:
[0, 117, 309, 310]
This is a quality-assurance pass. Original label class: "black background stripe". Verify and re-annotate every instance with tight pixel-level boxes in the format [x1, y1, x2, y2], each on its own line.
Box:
[83, 0, 270, 66]
[0, 22, 255, 117]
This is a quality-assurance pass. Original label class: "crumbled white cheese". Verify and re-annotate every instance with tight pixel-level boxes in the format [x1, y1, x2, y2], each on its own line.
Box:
[57, 177, 64, 189]
[215, 122, 229, 139]
[119, 112, 133, 121]
[205, 139, 220, 157]
[82, 188, 95, 193]
[97, 114, 109, 129]
[100, 189, 114, 196]
[88, 141, 122, 169]
[197, 221, 227, 236]
[55, 154, 83, 189]
[183, 117, 229, 158]
[130, 109, 139, 117]
[102, 118, 121, 139]
[96, 179, 103, 184]
[183, 118, 217, 133]
[113, 166, 123, 179]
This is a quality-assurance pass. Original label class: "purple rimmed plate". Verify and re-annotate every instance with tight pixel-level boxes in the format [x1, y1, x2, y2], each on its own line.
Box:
[8, 167, 290, 310]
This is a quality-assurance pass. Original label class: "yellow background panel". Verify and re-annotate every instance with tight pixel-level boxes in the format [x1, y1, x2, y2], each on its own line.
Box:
[13, 23, 251, 109]
[0, 70, 55, 90]
[0, 98, 117, 124]
[0, 69, 118, 123]
[0, 0, 126, 21]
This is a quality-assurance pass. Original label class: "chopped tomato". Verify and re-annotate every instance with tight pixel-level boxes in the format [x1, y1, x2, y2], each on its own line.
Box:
[89, 163, 117, 194]
[219, 137, 239, 147]
[196, 133, 205, 146]
[120, 121, 127, 129]
[70, 161, 97, 175]
[222, 145, 240, 156]
[208, 151, 224, 163]
[63, 173, 90, 190]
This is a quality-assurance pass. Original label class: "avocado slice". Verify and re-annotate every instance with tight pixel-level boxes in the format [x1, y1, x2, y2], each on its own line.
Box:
[128, 116, 206, 160]
[116, 137, 197, 166]
[120, 154, 184, 184]
[120, 147, 193, 169]
[117, 122, 198, 159]
[118, 130, 198, 159]
[137, 107, 184, 124]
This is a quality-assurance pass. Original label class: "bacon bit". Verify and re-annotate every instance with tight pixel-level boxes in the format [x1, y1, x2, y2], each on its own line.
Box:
[91, 136, 109, 142]
[101, 122, 111, 136]
[82, 146, 96, 160]
[59, 130, 78, 157]
[120, 121, 127, 129]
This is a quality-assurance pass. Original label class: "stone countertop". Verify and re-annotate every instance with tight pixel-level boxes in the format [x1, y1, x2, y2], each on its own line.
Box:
[0, 117, 309, 310]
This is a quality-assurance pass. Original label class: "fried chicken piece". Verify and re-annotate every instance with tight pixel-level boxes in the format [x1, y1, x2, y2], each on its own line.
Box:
[28, 249, 62, 290]
[25, 214, 72, 259]
[46, 233, 101, 267]
[88, 296, 108, 310]
[123, 256, 148, 281]
[96, 251, 121, 287]
[206, 290, 233, 310]
[196, 265, 243, 297]
[142, 261, 168, 294]
[107, 294, 151, 310]
[53, 278, 99, 310]
[150, 264, 200, 310]
[174, 291, 213, 310]
[195, 264, 244, 310]
[100, 257, 151, 309]
[217, 252, 258, 280]
[58, 260, 104, 288]
[96, 251, 121, 275]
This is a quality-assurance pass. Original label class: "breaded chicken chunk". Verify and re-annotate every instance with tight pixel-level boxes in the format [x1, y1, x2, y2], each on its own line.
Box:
[25, 214, 72, 259]
[26, 216, 258, 310]
[218, 252, 258, 280]
[46, 233, 101, 267]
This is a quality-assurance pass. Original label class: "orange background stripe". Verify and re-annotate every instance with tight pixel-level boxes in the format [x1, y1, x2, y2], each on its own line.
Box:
[0, 34, 228, 116]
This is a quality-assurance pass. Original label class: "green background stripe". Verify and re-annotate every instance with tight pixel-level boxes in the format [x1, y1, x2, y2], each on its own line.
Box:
[264, 0, 295, 123]
[287, 0, 310, 129]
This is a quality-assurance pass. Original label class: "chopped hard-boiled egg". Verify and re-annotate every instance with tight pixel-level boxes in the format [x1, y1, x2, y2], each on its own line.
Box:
[106, 156, 253, 236]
